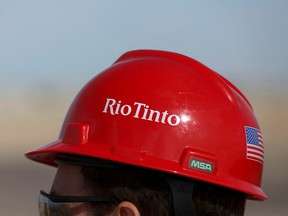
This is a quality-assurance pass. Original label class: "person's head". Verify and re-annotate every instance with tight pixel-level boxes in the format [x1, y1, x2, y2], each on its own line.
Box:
[47, 154, 246, 216]
[26, 50, 267, 216]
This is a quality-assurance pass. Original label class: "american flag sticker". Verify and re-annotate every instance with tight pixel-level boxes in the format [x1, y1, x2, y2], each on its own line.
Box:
[245, 126, 264, 164]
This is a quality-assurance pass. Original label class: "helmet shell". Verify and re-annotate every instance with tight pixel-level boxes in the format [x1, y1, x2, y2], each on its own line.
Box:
[26, 50, 267, 200]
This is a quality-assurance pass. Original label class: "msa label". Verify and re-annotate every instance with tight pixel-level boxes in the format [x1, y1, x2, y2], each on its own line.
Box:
[189, 159, 214, 173]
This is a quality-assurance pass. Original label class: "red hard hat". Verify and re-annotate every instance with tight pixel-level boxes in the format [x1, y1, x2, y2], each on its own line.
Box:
[26, 50, 267, 200]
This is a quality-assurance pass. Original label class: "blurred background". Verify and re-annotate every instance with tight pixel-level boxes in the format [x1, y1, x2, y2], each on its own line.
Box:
[0, 1, 287, 215]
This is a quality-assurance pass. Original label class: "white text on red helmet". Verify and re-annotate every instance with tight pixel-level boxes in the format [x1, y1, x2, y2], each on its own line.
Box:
[102, 98, 181, 126]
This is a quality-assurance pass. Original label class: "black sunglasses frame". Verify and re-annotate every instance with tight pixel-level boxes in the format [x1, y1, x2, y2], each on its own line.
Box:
[40, 190, 115, 203]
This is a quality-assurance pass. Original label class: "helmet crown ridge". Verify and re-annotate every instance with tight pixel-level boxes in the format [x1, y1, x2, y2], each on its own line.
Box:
[26, 49, 267, 201]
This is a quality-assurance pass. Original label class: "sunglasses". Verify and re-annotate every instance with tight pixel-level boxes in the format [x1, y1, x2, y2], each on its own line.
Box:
[39, 190, 114, 216]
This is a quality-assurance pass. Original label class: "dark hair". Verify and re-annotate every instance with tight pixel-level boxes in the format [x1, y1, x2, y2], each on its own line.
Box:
[81, 166, 172, 216]
[81, 166, 246, 216]
[193, 181, 246, 216]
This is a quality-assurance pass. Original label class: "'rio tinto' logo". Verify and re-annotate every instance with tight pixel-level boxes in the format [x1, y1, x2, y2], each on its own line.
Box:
[102, 98, 181, 126]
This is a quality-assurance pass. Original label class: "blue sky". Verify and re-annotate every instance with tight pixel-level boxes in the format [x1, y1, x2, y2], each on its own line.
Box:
[1, 0, 287, 91]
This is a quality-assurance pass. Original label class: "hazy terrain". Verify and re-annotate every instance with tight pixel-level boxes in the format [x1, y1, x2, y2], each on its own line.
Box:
[0, 85, 287, 215]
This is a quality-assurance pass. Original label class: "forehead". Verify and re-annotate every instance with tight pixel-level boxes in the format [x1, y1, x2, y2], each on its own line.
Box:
[51, 164, 88, 196]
